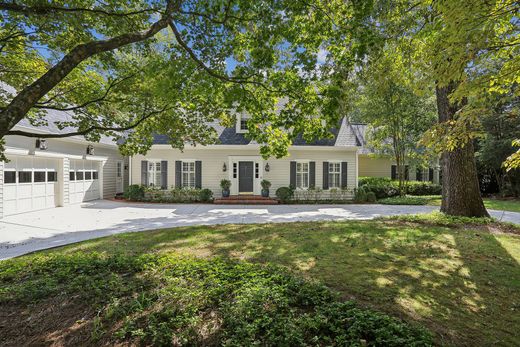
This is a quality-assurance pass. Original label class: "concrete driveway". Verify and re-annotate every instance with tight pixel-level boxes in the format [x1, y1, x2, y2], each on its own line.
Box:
[1, 200, 518, 260]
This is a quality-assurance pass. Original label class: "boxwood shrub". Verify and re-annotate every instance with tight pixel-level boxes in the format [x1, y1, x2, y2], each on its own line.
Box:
[358, 177, 441, 199]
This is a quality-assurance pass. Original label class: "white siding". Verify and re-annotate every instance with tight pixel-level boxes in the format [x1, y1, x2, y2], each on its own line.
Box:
[131, 147, 357, 198]
[358, 155, 394, 178]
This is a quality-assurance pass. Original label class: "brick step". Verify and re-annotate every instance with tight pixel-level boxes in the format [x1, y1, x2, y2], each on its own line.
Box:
[214, 198, 279, 205]
[219, 195, 273, 200]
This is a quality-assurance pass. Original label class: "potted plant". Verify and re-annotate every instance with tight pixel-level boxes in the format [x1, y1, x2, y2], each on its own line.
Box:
[261, 179, 271, 197]
[220, 179, 231, 197]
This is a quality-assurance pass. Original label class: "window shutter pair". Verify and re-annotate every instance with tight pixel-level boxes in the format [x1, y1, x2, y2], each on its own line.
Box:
[290, 161, 315, 188]
[323, 162, 348, 189]
[175, 160, 202, 188]
[141, 160, 168, 189]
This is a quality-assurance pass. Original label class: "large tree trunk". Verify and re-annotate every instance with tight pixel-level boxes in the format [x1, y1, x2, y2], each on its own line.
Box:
[436, 83, 489, 217]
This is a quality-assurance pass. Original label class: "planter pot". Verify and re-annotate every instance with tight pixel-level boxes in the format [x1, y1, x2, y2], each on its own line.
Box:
[222, 189, 230, 198]
[261, 189, 270, 198]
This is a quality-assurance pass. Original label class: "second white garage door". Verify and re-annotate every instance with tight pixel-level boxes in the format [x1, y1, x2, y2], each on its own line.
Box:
[68, 159, 101, 204]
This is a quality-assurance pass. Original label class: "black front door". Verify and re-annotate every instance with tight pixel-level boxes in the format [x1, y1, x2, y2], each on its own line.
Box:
[239, 161, 254, 193]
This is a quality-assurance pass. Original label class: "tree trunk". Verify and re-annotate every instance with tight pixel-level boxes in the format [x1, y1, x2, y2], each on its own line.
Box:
[436, 83, 489, 217]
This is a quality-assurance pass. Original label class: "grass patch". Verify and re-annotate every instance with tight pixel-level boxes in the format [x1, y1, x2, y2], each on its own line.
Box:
[483, 198, 520, 213]
[378, 195, 438, 205]
[2, 216, 520, 346]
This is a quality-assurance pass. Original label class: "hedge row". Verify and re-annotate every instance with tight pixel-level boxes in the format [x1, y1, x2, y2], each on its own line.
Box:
[358, 177, 441, 199]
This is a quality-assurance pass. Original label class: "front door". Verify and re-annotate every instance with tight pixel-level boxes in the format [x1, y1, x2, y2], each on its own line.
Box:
[238, 161, 254, 193]
[116, 160, 123, 194]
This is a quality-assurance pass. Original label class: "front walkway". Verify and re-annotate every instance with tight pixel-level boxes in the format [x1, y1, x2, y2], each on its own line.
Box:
[1, 200, 518, 260]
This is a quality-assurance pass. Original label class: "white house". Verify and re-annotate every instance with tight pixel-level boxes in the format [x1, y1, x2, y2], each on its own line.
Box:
[0, 108, 439, 217]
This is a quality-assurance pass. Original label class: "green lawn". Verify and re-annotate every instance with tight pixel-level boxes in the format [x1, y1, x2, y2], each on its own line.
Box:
[1, 215, 520, 346]
[379, 195, 520, 213]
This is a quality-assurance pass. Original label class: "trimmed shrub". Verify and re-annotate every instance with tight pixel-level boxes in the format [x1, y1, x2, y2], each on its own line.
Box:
[199, 188, 213, 202]
[124, 184, 145, 201]
[359, 177, 441, 198]
[276, 186, 294, 203]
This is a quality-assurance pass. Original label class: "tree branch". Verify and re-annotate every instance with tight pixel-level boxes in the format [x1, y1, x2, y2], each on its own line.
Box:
[0, 0, 179, 138]
[0, 2, 159, 17]
[34, 75, 135, 111]
[169, 21, 284, 95]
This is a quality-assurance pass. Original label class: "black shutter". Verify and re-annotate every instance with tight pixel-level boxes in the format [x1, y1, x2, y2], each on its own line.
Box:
[341, 162, 348, 188]
[405, 165, 409, 181]
[416, 168, 423, 181]
[195, 161, 202, 188]
[429, 168, 434, 182]
[161, 161, 168, 189]
[391, 165, 397, 180]
[322, 161, 329, 189]
[175, 161, 182, 188]
[290, 161, 296, 188]
[309, 161, 316, 188]
[141, 160, 148, 186]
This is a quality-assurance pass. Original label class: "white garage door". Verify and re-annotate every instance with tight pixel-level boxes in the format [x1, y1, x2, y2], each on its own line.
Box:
[68, 159, 101, 204]
[3, 156, 60, 216]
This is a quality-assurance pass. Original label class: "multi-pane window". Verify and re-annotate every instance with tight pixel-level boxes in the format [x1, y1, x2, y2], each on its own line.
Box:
[328, 162, 341, 188]
[148, 161, 162, 187]
[296, 162, 309, 189]
[182, 161, 196, 188]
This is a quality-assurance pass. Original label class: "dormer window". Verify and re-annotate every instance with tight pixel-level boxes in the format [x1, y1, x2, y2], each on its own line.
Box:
[240, 118, 248, 131]
[236, 114, 249, 133]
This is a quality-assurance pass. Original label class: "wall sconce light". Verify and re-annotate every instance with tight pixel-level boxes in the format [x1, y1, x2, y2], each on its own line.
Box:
[265, 163, 270, 172]
[222, 163, 227, 172]
[86, 144, 94, 155]
[36, 138, 48, 150]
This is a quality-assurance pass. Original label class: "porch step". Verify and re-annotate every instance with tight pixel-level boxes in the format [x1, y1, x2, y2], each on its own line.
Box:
[214, 195, 279, 205]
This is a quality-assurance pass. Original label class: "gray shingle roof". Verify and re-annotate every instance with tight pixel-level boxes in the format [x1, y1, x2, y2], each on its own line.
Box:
[2, 82, 119, 146]
[154, 117, 365, 148]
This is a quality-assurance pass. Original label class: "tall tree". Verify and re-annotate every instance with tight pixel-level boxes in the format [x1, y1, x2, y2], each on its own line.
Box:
[357, 0, 519, 216]
[354, 43, 437, 195]
[0, 0, 366, 160]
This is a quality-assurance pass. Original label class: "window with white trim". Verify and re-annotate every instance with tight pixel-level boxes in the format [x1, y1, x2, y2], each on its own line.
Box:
[237, 115, 250, 133]
[182, 161, 196, 188]
[148, 161, 162, 187]
[328, 162, 341, 188]
[296, 162, 309, 189]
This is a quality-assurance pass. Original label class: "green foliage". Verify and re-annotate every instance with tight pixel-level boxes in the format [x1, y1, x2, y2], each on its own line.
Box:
[0, 0, 376, 159]
[137, 187, 213, 203]
[366, 191, 377, 203]
[199, 188, 213, 203]
[0, 253, 433, 346]
[384, 211, 497, 227]
[220, 179, 231, 190]
[359, 177, 441, 199]
[275, 186, 294, 203]
[353, 187, 368, 203]
[260, 179, 271, 190]
[123, 184, 145, 201]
